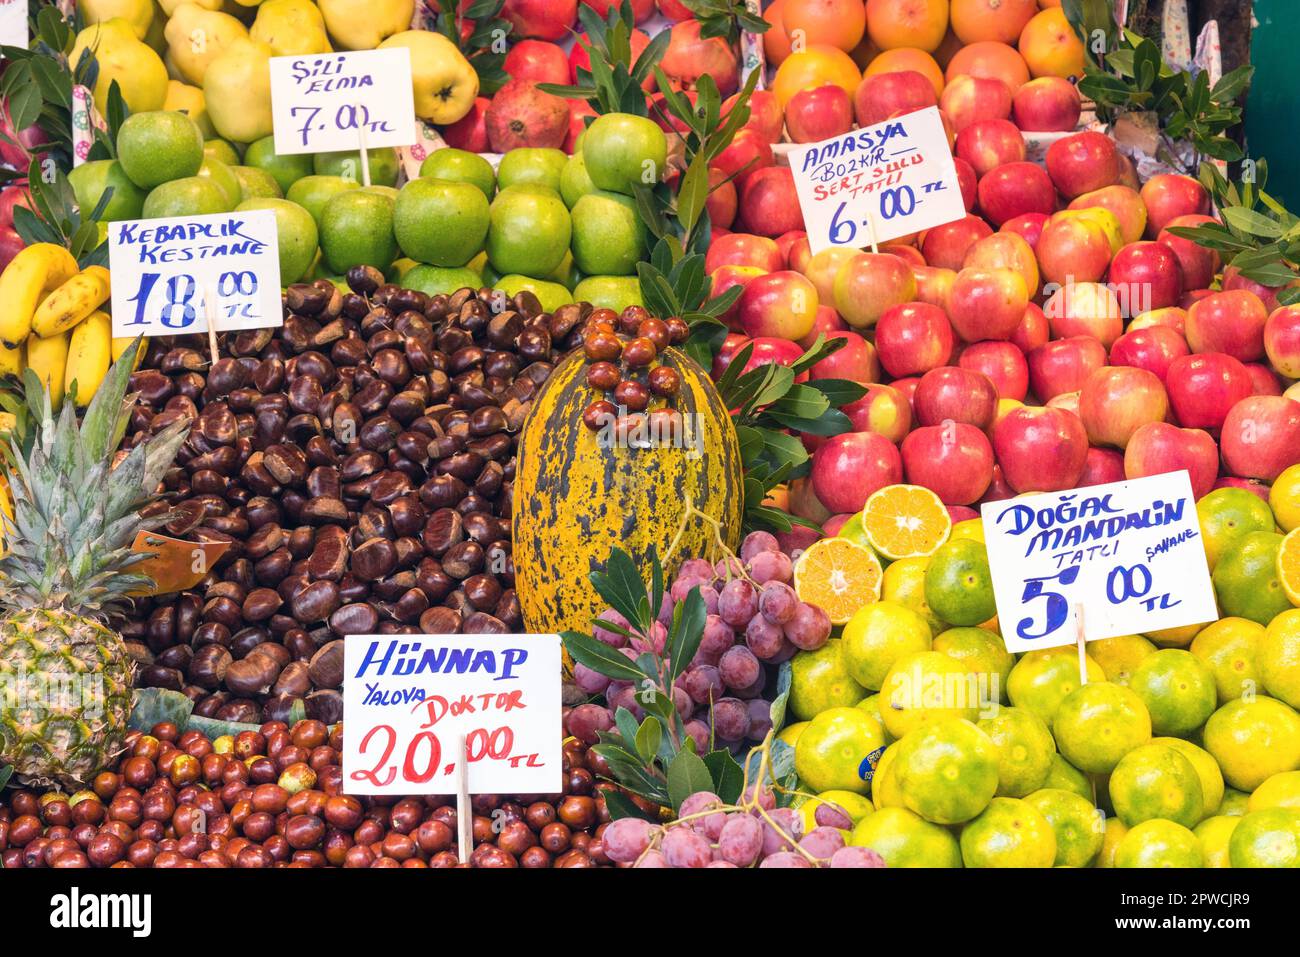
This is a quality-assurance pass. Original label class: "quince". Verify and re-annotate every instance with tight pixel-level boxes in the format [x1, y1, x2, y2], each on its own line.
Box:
[164, 3, 249, 86]
[377, 30, 479, 125]
[71, 19, 169, 114]
[319, 0, 414, 51]
[163, 80, 217, 138]
[80, 0, 155, 40]
[203, 38, 275, 144]
[250, 0, 332, 56]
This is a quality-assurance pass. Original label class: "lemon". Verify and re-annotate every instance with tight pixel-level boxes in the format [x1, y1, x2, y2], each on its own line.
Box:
[1025, 788, 1104, 867]
[1248, 770, 1300, 812]
[1197, 486, 1275, 571]
[894, 717, 1000, 824]
[1044, 752, 1093, 800]
[1129, 649, 1218, 736]
[1053, 682, 1152, 774]
[1190, 617, 1267, 704]
[1268, 463, 1300, 532]
[1008, 646, 1105, 725]
[933, 627, 1013, 702]
[1154, 737, 1223, 818]
[1114, 819, 1203, 867]
[879, 650, 981, 739]
[1260, 608, 1300, 708]
[924, 539, 996, 627]
[1195, 815, 1240, 867]
[848, 806, 961, 867]
[881, 555, 946, 634]
[841, 601, 933, 692]
[1203, 697, 1300, 791]
[978, 706, 1056, 797]
[1095, 815, 1128, 867]
[794, 706, 887, 795]
[787, 639, 867, 722]
[1278, 528, 1300, 606]
[1228, 808, 1300, 867]
[1088, 634, 1156, 686]
[1108, 743, 1204, 828]
[959, 797, 1057, 868]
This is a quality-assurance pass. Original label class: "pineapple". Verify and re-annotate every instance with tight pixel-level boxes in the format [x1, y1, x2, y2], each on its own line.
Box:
[0, 340, 187, 789]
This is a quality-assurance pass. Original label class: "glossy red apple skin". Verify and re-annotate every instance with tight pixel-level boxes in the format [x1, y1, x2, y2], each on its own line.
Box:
[1124, 422, 1220, 499]
[1107, 241, 1184, 314]
[843, 384, 912, 445]
[1000, 212, 1049, 251]
[1213, 476, 1272, 501]
[724, 89, 784, 143]
[711, 265, 766, 330]
[1045, 130, 1120, 198]
[853, 70, 937, 127]
[710, 127, 774, 189]
[991, 406, 1089, 493]
[1222, 265, 1296, 313]
[739, 337, 808, 380]
[785, 84, 854, 142]
[1078, 366, 1170, 449]
[1264, 304, 1300, 378]
[738, 270, 819, 341]
[1011, 76, 1082, 132]
[913, 366, 999, 429]
[778, 230, 812, 273]
[1140, 173, 1212, 238]
[1164, 352, 1254, 431]
[955, 158, 977, 211]
[1245, 363, 1282, 397]
[739, 167, 803, 238]
[1078, 446, 1126, 488]
[901, 423, 995, 506]
[1044, 281, 1124, 347]
[940, 74, 1012, 133]
[1009, 303, 1049, 355]
[976, 162, 1056, 227]
[1027, 336, 1108, 401]
[955, 119, 1025, 178]
[947, 267, 1029, 342]
[798, 305, 849, 349]
[979, 464, 1015, 504]
[874, 302, 956, 378]
[810, 432, 905, 514]
[809, 330, 878, 382]
[705, 233, 783, 274]
[920, 215, 993, 271]
[959, 340, 1029, 401]
[1108, 325, 1190, 384]
[1157, 214, 1221, 291]
[1185, 289, 1270, 362]
[712, 332, 750, 379]
[1037, 217, 1112, 284]
[1220, 395, 1300, 481]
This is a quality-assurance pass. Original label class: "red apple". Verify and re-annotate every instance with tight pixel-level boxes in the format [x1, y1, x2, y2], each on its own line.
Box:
[739, 336, 808, 380]
[843, 384, 912, 444]
[853, 70, 937, 127]
[962, 231, 1038, 295]
[1220, 395, 1300, 481]
[959, 340, 1029, 401]
[980, 464, 1016, 504]
[778, 230, 812, 273]
[882, 243, 926, 268]
[832, 252, 917, 329]
[1027, 335, 1108, 401]
[739, 167, 803, 237]
[711, 265, 766, 330]
[503, 0, 577, 40]
[811, 432, 905, 513]
[1124, 422, 1219, 499]
[712, 332, 750, 379]
[705, 167, 738, 229]
[809, 330, 878, 381]
[948, 505, 980, 523]
[1079, 446, 1125, 488]
[1214, 477, 1273, 501]
[954, 118, 1026, 177]
[1165, 352, 1254, 431]
[1157, 214, 1221, 291]
[1245, 363, 1282, 396]
[991, 406, 1089, 492]
[441, 96, 490, 152]
[710, 127, 774, 188]
[0, 184, 32, 230]
[912, 265, 957, 312]
[788, 476, 832, 523]
[1108, 325, 1189, 384]
[798, 304, 849, 349]
[1045, 130, 1119, 198]
[920, 215, 993, 271]
[875, 301, 955, 377]
[1010, 302, 1049, 354]
[902, 423, 995, 505]
[1221, 266, 1296, 314]
[1078, 366, 1169, 448]
[913, 366, 998, 429]
[1044, 281, 1123, 346]
[893, 376, 921, 413]
[505, 39, 571, 85]
[939, 74, 1012, 132]
[955, 157, 977, 211]
[0, 226, 23, 272]
[1140, 173, 1211, 239]
[785, 84, 854, 142]
[1185, 289, 1269, 362]
[976, 161, 1056, 227]
[1106, 241, 1184, 315]
[1000, 212, 1049, 251]
[1048, 391, 1081, 417]
[705, 233, 783, 274]
[1129, 306, 1188, 336]
[1036, 215, 1112, 284]
[802, 247, 859, 304]
[948, 267, 1029, 342]
[1011, 76, 1081, 132]
[738, 270, 819, 340]
[1264, 304, 1300, 378]
[724, 89, 784, 144]
[1067, 185, 1148, 245]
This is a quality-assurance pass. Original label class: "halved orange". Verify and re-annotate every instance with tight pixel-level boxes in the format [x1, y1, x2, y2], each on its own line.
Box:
[862, 484, 952, 560]
[794, 537, 883, 625]
[1279, 528, 1300, 607]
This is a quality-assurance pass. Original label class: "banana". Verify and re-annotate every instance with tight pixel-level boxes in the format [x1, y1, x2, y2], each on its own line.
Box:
[0, 339, 22, 378]
[26, 330, 70, 412]
[0, 243, 80, 348]
[64, 310, 112, 407]
[112, 335, 146, 371]
[32, 265, 111, 338]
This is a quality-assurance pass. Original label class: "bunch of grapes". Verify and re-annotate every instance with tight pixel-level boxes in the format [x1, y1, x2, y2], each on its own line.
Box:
[599, 787, 885, 868]
[572, 531, 832, 752]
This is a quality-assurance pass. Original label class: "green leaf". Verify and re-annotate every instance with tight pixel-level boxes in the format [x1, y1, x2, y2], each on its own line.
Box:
[676, 155, 712, 238]
[635, 716, 663, 765]
[603, 788, 658, 821]
[590, 547, 651, 632]
[666, 586, 705, 683]
[770, 660, 793, 731]
[807, 377, 868, 406]
[1222, 206, 1284, 239]
[612, 706, 640, 748]
[666, 747, 714, 811]
[766, 382, 831, 420]
[562, 630, 646, 682]
[702, 749, 744, 803]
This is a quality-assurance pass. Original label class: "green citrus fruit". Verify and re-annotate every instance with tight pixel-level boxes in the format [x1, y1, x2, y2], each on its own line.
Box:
[1197, 486, 1275, 571]
[1129, 649, 1217, 737]
[880, 554, 946, 634]
[242, 136, 313, 193]
[848, 806, 961, 867]
[1228, 808, 1300, 867]
[1213, 531, 1291, 626]
[879, 650, 981, 739]
[794, 706, 887, 795]
[1053, 682, 1152, 774]
[420, 147, 496, 199]
[1115, 819, 1203, 867]
[1203, 697, 1300, 791]
[117, 110, 204, 189]
[841, 600, 932, 692]
[870, 741, 905, 809]
[1045, 752, 1093, 800]
[1025, 788, 1104, 867]
[978, 706, 1056, 797]
[796, 789, 875, 834]
[1095, 815, 1128, 867]
[1108, 743, 1204, 827]
[1195, 814, 1240, 867]
[856, 694, 892, 743]
[1191, 617, 1267, 704]
[934, 627, 1013, 701]
[959, 797, 1057, 867]
[893, 717, 1000, 824]
[787, 638, 868, 721]
[1218, 788, 1251, 816]
[1088, 634, 1157, 686]
[1260, 609, 1300, 709]
[1154, 736, 1223, 818]
[1008, 646, 1105, 726]
[924, 538, 996, 627]
[777, 721, 808, 748]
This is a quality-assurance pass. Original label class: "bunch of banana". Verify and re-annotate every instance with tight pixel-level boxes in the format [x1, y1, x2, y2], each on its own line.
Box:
[0, 243, 117, 410]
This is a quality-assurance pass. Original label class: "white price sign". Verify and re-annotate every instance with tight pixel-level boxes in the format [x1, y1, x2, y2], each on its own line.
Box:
[0, 0, 25, 49]
[343, 633, 563, 796]
[788, 106, 966, 255]
[981, 471, 1217, 654]
[269, 49, 417, 156]
[108, 210, 282, 338]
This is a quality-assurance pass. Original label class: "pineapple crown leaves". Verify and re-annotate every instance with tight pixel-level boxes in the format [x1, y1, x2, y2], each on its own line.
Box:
[0, 339, 189, 614]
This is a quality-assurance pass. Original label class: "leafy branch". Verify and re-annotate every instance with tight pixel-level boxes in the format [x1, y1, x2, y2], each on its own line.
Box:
[13, 158, 110, 267]
[679, 0, 769, 44]
[433, 0, 512, 96]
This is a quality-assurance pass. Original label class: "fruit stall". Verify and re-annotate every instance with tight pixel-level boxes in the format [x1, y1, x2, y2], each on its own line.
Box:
[0, 0, 1299, 889]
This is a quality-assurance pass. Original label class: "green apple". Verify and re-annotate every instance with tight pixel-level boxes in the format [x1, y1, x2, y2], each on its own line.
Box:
[204, 139, 243, 166]
[117, 110, 204, 189]
[485, 185, 570, 279]
[313, 147, 400, 188]
[243, 136, 314, 194]
[494, 275, 573, 314]
[496, 147, 567, 194]
[573, 275, 643, 314]
[68, 159, 146, 222]
[197, 157, 242, 209]
[404, 264, 484, 297]
[582, 112, 667, 195]
[571, 192, 645, 276]
[394, 178, 489, 268]
[319, 189, 397, 273]
[142, 176, 231, 218]
[236, 197, 318, 284]
[285, 175, 360, 230]
[231, 166, 283, 200]
[559, 152, 598, 209]
[419, 148, 496, 199]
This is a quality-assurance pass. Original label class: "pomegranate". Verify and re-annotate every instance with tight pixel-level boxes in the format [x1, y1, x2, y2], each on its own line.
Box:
[502, 0, 577, 41]
[662, 20, 739, 96]
[485, 79, 570, 152]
